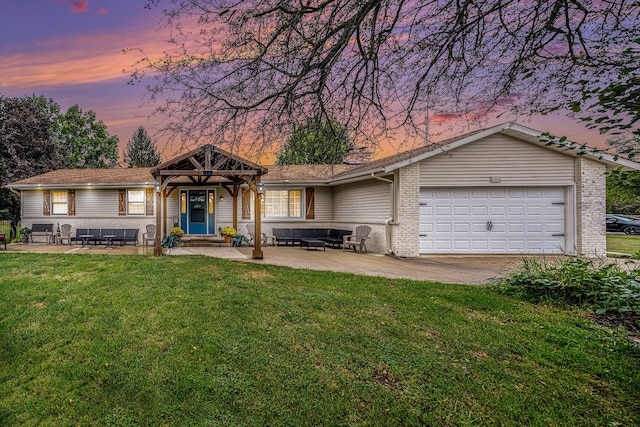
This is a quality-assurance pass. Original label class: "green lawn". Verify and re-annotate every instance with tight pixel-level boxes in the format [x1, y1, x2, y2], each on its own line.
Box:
[607, 234, 640, 257]
[0, 254, 638, 426]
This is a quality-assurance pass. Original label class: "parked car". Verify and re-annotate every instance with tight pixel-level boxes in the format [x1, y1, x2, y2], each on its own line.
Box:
[606, 214, 640, 235]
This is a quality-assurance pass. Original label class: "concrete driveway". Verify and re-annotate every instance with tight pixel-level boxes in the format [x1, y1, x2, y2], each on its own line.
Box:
[2, 241, 592, 285]
[173, 246, 528, 284]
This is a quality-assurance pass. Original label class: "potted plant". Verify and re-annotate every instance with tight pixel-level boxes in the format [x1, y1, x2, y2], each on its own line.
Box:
[170, 227, 184, 239]
[220, 226, 236, 243]
[20, 227, 31, 244]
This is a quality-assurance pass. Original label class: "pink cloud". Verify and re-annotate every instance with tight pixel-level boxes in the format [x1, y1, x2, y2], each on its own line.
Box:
[69, 1, 88, 13]
[98, 8, 108, 15]
[432, 113, 459, 124]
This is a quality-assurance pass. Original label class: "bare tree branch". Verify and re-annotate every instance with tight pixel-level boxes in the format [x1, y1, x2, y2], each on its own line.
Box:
[132, 0, 640, 158]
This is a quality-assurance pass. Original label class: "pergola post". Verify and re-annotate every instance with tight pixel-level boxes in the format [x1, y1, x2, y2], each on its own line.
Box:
[222, 183, 240, 231]
[153, 180, 163, 256]
[252, 176, 263, 259]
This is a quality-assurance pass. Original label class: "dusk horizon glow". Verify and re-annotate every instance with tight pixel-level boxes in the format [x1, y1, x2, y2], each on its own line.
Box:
[1, 0, 609, 165]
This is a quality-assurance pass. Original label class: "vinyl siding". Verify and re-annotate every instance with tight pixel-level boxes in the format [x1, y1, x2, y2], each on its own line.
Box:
[76, 189, 119, 216]
[313, 186, 333, 221]
[420, 134, 576, 186]
[21, 191, 43, 218]
[333, 180, 391, 222]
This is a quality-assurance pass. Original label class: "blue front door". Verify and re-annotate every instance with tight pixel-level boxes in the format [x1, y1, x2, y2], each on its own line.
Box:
[188, 190, 207, 234]
[181, 190, 216, 235]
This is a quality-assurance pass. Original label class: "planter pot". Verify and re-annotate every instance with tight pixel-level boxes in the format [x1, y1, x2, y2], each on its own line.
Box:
[21, 235, 29, 244]
[224, 236, 232, 243]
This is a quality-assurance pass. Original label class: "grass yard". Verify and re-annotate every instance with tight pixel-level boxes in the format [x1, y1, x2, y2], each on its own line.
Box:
[0, 254, 638, 426]
[607, 233, 640, 258]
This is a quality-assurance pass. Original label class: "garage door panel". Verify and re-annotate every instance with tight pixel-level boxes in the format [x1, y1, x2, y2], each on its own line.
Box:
[436, 223, 451, 232]
[471, 240, 489, 250]
[420, 187, 566, 254]
[508, 206, 525, 216]
[454, 240, 471, 250]
[453, 206, 469, 216]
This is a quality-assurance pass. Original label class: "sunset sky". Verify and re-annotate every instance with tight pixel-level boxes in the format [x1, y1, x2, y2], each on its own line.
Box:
[0, 0, 608, 163]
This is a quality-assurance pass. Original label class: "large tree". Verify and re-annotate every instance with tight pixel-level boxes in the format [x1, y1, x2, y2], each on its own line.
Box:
[607, 170, 640, 215]
[545, 39, 640, 160]
[0, 95, 120, 217]
[54, 105, 119, 168]
[123, 126, 162, 167]
[0, 95, 66, 217]
[135, 0, 639, 155]
[276, 118, 352, 165]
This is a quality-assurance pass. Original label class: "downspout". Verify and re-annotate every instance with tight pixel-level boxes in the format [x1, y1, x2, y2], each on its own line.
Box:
[371, 173, 395, 254]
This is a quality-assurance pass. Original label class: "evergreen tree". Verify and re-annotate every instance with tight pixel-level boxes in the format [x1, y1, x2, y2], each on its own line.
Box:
[123, 126, 161, 167]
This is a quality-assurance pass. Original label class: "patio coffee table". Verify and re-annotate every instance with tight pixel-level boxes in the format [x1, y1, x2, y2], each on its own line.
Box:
[300, 239, 325, 251]
[80, 234, 94, 249]
[103, 234, 116, 249]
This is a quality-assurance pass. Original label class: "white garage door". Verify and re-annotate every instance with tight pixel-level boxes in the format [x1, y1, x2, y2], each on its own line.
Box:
[419, 187, 566, 254]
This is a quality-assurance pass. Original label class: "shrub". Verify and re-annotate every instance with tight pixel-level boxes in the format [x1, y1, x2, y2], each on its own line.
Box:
[161, 234, 180, 249]
[490, 257, 640, 317]
[231, 234, 250, 247]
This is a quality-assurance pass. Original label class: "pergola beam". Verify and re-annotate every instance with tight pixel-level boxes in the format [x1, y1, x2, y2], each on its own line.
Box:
[157, 170, 259, 176]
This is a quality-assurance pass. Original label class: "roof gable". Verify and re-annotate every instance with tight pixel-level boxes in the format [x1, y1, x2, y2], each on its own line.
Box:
[331, 122, 640, 182]
[151, 144, 267, 184]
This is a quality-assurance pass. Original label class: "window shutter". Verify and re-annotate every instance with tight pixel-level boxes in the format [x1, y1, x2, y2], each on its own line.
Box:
[305, 187, 315, 220]
[146, 188, 154, 215]
[68, 190, 76, 216]
[241, 188, 251, 219]
[119, 189, 126, 216]
[43, 190, 51, 216]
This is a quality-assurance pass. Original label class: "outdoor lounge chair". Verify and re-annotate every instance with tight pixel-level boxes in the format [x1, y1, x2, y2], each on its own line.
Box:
[246, 223, 275, 246]
[143, 224, 156, 251]
[58, 224, 72, 245]
[343, 225, 372, 253]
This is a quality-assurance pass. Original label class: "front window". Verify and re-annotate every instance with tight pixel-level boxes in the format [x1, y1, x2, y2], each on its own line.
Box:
[51, 191, 68, 215]
[127, 189, 145, 215]
[261, 189, 302, 218]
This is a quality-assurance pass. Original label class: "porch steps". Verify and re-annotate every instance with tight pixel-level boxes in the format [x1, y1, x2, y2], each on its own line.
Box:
[179, 236, 230, 247]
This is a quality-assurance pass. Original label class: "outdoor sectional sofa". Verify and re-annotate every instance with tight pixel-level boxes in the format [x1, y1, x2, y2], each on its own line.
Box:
[271, 228, 351, 248]
[70, 228, 139, 246]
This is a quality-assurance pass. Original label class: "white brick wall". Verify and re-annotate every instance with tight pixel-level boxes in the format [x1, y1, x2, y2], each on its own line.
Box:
[392, 163, 420, 257]
[575, 158, 606, 257]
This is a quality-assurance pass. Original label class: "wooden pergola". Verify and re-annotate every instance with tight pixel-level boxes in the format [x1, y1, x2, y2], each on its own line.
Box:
[150, 144, 268, 259]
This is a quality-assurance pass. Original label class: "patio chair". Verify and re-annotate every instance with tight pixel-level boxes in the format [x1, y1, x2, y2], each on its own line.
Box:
[143, 224, 156, 251]
[245, 223, 256, 244]
[246, 223, 275, 246]
[58, 224, 72, 245]
[343, 225, 372, 253]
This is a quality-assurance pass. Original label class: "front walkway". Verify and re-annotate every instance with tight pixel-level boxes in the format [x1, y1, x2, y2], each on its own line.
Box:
[5, 243, 636, 285]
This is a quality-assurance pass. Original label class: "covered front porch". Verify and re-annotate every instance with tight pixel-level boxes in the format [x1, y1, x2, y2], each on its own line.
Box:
[150, 144, 268, 259]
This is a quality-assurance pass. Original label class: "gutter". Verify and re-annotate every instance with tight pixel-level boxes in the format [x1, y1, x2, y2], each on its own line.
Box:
[8, 183, 157, 190]
[370, 172, 395, 255]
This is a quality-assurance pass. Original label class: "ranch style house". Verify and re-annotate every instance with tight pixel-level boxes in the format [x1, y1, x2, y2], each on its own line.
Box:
[8, 122, 640, 259]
